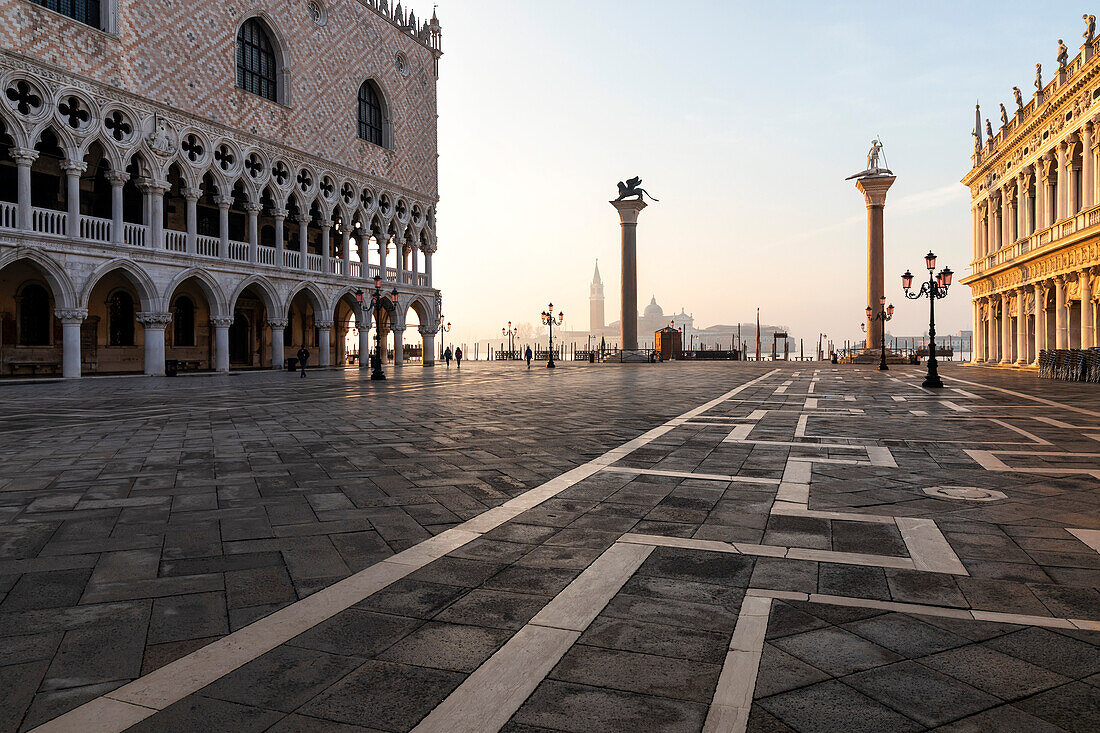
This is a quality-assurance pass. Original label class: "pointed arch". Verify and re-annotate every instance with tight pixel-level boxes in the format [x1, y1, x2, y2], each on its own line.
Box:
[163, 267, 228, 318]
[228, 274, 279, 313]
[0, 248, 76, 308]
[403, 294, 436, 331]
[356, 79, 392, 149]
[330, 284, 365, 325]
[284, 280, 326, 317]
[79, 259, 157, 311]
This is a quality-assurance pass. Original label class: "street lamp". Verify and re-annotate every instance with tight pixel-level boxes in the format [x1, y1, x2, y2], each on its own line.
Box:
[861, 295, 894, 371]
[541, 302, 564, 369]
[439, 315, 452, 361]
[502, 321, 518, 359]
[358, 275, 398, 380]
[902, 251, 953, 388]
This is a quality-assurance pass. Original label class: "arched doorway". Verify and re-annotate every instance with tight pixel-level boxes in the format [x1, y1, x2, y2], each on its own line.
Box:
[0, 259, 63, 374]
[228, 283, 273, 369]
[334, 291, 363, 367]
[84, 266, 153, 374]
[166, 275, 218, 370]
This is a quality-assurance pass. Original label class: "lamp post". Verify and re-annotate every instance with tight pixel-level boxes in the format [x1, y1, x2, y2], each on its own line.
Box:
[541, 302, 564, 369]
[861, 296, 894, 371]
[356, 275, 398, 380]
[902, 251, 953, 389]
[439, 315, 452, 361]
[502, 321, 518, 359]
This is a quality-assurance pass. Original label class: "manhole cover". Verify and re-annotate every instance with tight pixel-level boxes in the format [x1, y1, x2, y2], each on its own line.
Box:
[923, 486, 1007, 502]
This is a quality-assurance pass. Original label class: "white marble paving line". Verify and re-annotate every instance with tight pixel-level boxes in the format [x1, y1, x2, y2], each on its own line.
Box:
[723, 423, 755, 442]
[601, 466, 781, 485]
[964, 449, 1100, 479]
[769, 501, 897, 525]
[895, 518, 969, 575]
[412, 542, 654, 733]
[618, 533, 918, 571]
[945, 374, 1100, 418]
[794, 414, 809, 438]
[1031, 415, 1100, 430]
[1068, 528, 1100, 555]
[702, 595, 774, 733]
[939, 400, 970, 413]
[989, 419, 1053, 446]
[32, 372, 783, 733]
[805, 397, 818, 409]
[746, 589, 1100, 631]
[910, 409, 929, 416]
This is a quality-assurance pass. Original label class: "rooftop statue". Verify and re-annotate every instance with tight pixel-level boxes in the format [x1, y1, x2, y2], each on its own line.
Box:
[1036, 63, 1043, 91]
[1000, 103, 1008, 127]
[1058, 40, 1069, 71]
[1087, 14, 1097, 43]
[845, 138, 893, 179]
[985, 118, 994, 139]
[614, 177, 659, 202]
[1013, 86, 1023, 109]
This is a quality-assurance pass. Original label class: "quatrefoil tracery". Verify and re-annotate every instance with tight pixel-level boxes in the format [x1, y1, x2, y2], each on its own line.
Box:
[6, 80, 42, 116]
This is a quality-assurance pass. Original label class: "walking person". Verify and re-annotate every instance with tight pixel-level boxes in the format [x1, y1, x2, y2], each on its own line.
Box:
[297, 345, 310, 378]
[444, 347, 452, 367]
[455, 346, 463, 369]
[525, 346, 533, 369]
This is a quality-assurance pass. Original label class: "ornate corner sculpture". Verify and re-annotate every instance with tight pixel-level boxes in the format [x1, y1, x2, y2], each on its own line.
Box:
[614, 176, 659, 202]
[844, 138, 893, 180]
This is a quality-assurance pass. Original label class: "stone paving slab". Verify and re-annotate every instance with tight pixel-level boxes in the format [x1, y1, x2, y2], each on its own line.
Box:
[2, 362, 1100, 732]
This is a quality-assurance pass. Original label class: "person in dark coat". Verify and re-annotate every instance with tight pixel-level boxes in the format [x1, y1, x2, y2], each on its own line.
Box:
[525, 346, 533, 368]
[455, 347, 463, 368]
[297, 346, 310, 377]
[444, 347, 452, 367]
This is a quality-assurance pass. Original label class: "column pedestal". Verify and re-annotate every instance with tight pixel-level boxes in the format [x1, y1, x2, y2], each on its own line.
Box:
[212, 317, 232, 372]
[317, 321, 333, 367]
[610, 199, 648, 351]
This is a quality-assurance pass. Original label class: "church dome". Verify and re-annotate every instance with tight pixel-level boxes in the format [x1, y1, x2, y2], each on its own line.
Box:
[644, 296, 663, 318]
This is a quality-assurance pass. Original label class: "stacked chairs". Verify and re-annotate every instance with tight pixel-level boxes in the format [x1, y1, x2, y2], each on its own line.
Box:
[1037, 348, 1100, 382]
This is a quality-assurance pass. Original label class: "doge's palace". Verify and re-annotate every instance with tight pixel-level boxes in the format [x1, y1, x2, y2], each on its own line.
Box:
[0, 0, 443, 377]
[962, 18, 1100, 367]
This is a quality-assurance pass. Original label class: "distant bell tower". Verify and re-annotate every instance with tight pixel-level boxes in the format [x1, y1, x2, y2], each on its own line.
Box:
[590, 259, 605, 333]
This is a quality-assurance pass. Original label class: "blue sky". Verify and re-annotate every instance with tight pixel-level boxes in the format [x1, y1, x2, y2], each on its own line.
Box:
[429, 1, 1093, 346]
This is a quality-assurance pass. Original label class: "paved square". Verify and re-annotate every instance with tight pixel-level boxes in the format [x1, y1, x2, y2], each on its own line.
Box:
[1, 362, 1099, 732]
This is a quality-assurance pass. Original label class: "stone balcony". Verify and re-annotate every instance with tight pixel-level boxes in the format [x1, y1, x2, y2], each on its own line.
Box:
[967, 202, 1100, 281]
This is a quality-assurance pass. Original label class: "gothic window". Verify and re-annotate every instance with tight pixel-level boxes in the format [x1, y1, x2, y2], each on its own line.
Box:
[17, 283, 51, 346]
[31, 0, 101, 29]
[237, 19, 279, 102]
[108, 290, 135, 346]
[173, 296, 195, 347]
[357, 81, 387, 147]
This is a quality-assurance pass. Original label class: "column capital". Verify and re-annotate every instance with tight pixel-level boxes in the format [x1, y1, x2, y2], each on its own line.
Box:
[214, 195, 234, 209]
[54, 308, 87, 323]
[295, 214, 312, 224]
[319, 219, 334, 229]
[246, 204, 264, 214]
[418, 326, 439, 336]
[10, 147, 38, 165]
[854, 175, 896, 207]
[61, 160, 88, 175]
[315, 320, 335, 329]
[182, 187, 202, 202]
[136, 311, 173, 328]
[139, 180, 171, 195]
[210, 316, 234, 328]
[105, 170, 130, 186]
[389, 325, 406, 333]
[268, 318, 289, 329]
[271, 208, 288, 219]
[609, 198, 648, 224]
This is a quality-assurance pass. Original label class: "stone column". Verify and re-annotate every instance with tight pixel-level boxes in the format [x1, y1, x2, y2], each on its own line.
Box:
[297, 216, 310, 271]
[420, 327, 437, 366]
[62, 160, 86, 239]
[424, 246, 434, 287]
[610, 199, 649, 351]
[391, 326, 404, 367]
[215, 195, 232, 259]
[1055, 276, 1068, 348]
[1084, 124, 1095, 209]
[144, 182, 167, 250]
[411, 243, 419, 277]
[1000, 294, 1013, 364]
[1017, 173, 1027, 239]
[269, 318, 287, 369]
[106, 170, 127, 245]
[1016, 287, 1028, 364]
[1034, 161, 1046, 231]
[1005, 195, 1016, 245]
[55, 308, 87, 378]
[394, 234, 405, 284]
[358, 321, 371, 370]
[341, 229, 352, 277]
[183, 188, 200, 254]
[137, 312, 172, 376]
[317, 320, 333, 367]
[378, 232, 389, 280]
[247, 205, 262, 263]
[12, 147, 37, 232]
[211, 317, 232, 373]
[1033, 283, 1044, 365]
[1081, 270, 1094, 349]
[853, 175, 895, 350]
[320, 219, 332, 275]
[273, 208, 287, 268]
[972, 300, 983, 363]
[1057, 143, 1068, 221]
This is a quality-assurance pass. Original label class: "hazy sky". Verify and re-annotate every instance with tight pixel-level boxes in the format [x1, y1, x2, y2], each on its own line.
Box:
[428, 0, 1090, 347]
